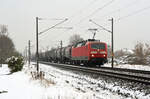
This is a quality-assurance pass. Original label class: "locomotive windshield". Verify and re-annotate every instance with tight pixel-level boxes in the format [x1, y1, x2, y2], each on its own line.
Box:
[91, 43, 105, 49]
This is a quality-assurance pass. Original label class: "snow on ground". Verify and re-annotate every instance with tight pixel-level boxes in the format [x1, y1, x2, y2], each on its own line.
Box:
[0, 63, 150, 99]
[0, 63, 126, 99]
[0, 64, 96, 99]
[104, 63, 150, 71]
[0, 64, 10, 75]
[38, 63, 126, 99]
[0, 65, 47, 99]
[39, 63, 150, 99]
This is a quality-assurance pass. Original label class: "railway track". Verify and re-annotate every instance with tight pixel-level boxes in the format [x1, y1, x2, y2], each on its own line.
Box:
[39, 61, 150, 85]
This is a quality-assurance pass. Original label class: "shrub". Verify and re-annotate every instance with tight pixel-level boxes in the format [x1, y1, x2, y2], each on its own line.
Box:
[7, 56, 24, 73]
[132, 42, 150, 65]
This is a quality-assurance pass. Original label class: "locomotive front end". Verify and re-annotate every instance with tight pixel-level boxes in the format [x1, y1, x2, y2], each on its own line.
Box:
[89, 42, 108, 65]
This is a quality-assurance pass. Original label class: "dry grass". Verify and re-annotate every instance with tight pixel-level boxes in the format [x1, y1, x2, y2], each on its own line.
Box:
[40, 78, 55, 88]
[29, 71, 56, 88]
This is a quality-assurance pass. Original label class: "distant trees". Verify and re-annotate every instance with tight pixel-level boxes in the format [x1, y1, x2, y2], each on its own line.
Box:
[0, 25, 20, 64]
[69, 34, 84, 45]
[114, 49, 126, 58]
[114, 42, 150, 65]
[132, 42, 150, 65]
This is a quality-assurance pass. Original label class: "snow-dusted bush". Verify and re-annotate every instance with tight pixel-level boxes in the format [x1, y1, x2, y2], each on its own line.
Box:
[114, 49, 134, 64]
[7, 56, 24, 73]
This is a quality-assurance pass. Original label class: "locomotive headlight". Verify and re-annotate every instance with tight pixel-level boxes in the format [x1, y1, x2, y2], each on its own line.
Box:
[91, 51, 97, 54]
[100, 51, 106, 54]
[91, 54, 95, 57]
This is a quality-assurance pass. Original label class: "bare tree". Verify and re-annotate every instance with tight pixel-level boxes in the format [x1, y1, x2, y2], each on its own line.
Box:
[0, 35, 16, 63]
[0, 25, 8, 35]
[69, 34, 84, 45]
[132, 42, 150, 65]
[114, 49, 125, 58]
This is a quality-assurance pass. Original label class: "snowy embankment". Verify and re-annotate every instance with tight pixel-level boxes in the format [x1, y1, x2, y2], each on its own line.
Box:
[0, 65, 47, 99]
[0, 63, 125, 99]
[0, 63, 150, 99]
[0, 64, 96, 99]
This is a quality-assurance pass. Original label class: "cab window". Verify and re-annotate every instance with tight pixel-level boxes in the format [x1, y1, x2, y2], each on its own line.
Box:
[91, 43, 105, 49]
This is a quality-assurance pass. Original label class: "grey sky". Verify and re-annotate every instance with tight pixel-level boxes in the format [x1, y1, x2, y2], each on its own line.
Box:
[0, 0, 150, 53]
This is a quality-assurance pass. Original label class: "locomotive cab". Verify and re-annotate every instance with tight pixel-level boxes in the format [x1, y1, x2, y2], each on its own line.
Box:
[89, 42, 108, 65]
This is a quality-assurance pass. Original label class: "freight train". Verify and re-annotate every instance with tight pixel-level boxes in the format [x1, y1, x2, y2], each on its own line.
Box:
[46, 39, 108, 66]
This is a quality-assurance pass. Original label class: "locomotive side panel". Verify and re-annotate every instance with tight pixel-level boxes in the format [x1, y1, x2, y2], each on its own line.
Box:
[72, 42, 89, 61]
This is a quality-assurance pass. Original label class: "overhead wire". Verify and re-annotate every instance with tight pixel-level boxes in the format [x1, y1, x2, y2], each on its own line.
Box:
[79, 0, 143, 26]
[117, 5, 150, 21]
[59, 0, 101, 41]
[74, 0, 144, 37]
[43, 0, 98, 46]
[39, 18, 66, 21]
[68, 0, 150, 47]
[37, 0, 98, 47]
[37, 18, 71, 49]
[95, 0, 141, 20]
[77, 0, 115, 24]
[38, 0, 150, 50]
[88, 0, 150, 33]
[39, 18, 68, 35]
[31, 1, 114, 52]
[46, 0, 114, 43]
[68, 0, 115, 38]
[38, 25, 73, 49]
[91, 3, 150, 43]
[51, 0, 113, 40]
[85, 0, 115, 18]
[68, 0, 99, 20]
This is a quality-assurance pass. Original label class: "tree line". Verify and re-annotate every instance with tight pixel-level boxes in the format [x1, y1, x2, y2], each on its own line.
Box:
[114, 42, 150, 65]
[0, 25, 21, 64]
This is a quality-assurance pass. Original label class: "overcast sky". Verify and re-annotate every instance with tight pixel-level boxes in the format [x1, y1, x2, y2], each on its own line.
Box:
[0, 0, 150, 53]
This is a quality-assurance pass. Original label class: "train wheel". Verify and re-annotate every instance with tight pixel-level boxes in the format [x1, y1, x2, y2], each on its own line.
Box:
[83, 61, 89, 67]
[97, 64, 101, 67]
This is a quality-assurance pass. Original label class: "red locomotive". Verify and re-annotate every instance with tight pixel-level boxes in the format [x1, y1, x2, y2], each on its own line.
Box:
[71, 39, 107, 66]
[49, 39, 108, 66]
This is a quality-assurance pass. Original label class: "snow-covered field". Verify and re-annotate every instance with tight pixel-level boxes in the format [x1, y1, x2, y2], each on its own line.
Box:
[0, 63, 150, 99]
[0, 64, 95, 99]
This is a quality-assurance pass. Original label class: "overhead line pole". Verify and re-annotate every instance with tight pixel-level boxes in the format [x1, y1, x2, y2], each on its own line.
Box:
[89, 18, 114, 68]
[36, 17, 39, 73]
[28, 40, 31, 66]
[110, 18, 114, 68]
[25, 46, 28, 63]
[24, 46, 27, 63]
[60, 40, 63, 63]
[35, 17, 69, 74]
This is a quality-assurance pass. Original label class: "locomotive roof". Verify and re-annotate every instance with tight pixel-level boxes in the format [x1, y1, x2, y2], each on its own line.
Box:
[72, 39, 106, 48]
[77, 39, 106, 44]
